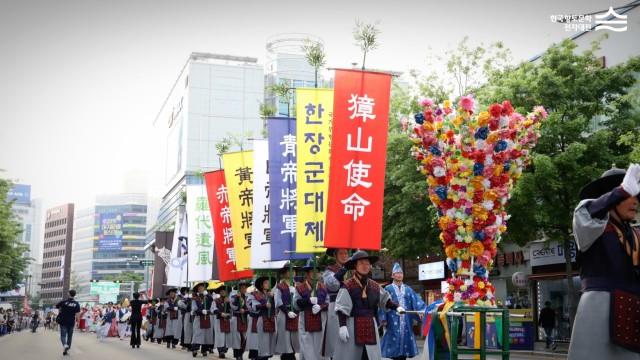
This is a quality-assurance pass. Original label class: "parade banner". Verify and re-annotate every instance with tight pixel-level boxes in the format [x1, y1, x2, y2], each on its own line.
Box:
[187, 184, 214, 281]
[296, 88, 333, 253]
[204, 170, 252, 281]
[222, 151, 254, 272]
[268, 117, 309, 260]
[167, 209, 188, 286]
[325, 69, 392, 250]
[251, 139, 288, 269]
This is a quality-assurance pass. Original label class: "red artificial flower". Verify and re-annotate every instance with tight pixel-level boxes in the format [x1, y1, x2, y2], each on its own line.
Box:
[489, 118, 499, 131]
[489, 104, 503, 118]
[502, 100, 514, 115]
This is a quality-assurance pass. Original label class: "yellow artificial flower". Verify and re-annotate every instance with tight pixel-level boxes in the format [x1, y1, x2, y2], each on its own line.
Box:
[477, 281, 485, 290]
[477, 111, 490, 126]
[443, 99, 452, 109]
[469, 241, 485, 257]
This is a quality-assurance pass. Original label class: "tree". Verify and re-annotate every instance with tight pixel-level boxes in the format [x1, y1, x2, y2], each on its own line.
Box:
[302, 39, 326, 88]
[259, 101, 276, 138]
[353, 20, 380, 70]
[269, 83, 293, 117]
[477, 38, 640, 326]
[0, 174, 29, 292]
[103, 271, 144, 292]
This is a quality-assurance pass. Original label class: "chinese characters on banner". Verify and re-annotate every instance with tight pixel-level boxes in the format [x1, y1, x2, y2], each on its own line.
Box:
[296, 88, 333, 253]
[186, 184, 214, 281]
[324, 70, 392, 250]
[222, 151, 254, 272]
[204, 170, 252, 281]
[250, 140, 288, 269]
[268, 117, 309, 261]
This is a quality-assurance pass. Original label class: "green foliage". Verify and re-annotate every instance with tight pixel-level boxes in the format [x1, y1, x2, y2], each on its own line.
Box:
[302, 39, 326, 88]
[353, 20, 380, 70]
[103, 270, 144, 292]
[0, 174, 29, 292]
[269, 83, 292, 117]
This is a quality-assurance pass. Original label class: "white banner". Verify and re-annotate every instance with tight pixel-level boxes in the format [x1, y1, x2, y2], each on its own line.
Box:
[187, 184, 214, 281]
[167, 209, 188, 286]
[529, 240, 576, 267]
[251, 139, 288, 269]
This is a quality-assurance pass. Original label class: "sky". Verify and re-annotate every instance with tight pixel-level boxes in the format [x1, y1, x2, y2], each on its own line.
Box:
[0, 0, 625, 211]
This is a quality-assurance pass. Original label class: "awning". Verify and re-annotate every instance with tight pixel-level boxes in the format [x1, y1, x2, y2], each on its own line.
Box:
[528, 271, 579, 281]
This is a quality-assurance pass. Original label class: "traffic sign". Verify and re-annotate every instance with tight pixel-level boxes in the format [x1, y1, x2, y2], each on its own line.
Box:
[139, 260, 155, 266]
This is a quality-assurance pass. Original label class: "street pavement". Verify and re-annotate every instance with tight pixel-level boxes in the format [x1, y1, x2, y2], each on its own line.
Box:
[0, 327, 565, 360]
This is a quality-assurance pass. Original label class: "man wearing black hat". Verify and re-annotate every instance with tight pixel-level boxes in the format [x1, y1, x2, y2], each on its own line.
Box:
[178, 287, 192, 350]
[322, 248, 350, 358]
[333, 250, 405, 360]
[230, 281, 250, 360]
[213, 286, 232, 358]
[191, 282, 213, 357]
[154, 298, 166, 344]
[568, 164, 640, 359]
[294, 259, 330, 360]
[245, 284, 259, 360]
[274, 264, 301, 360]
[251, 277, 276, 360]
[163, 288, 180, 348]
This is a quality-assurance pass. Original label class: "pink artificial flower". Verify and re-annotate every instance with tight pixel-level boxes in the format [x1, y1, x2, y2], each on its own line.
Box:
[420, 98, 435, 108]
[459, 95, 475, 112]
[534, 106, 548, 119]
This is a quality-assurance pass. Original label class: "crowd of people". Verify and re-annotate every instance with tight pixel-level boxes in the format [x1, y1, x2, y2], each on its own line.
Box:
[0, 307, 32, 335]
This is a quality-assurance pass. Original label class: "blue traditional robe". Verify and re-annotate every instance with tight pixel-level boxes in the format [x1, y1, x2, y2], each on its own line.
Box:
[380, 283, 426, 358]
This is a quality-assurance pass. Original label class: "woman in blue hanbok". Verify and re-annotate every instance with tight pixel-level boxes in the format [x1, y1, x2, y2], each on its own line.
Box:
[380, 263, 426, 360]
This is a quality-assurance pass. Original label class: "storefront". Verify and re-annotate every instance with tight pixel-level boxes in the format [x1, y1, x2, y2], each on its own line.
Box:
[492, 243, 532, 308]
[418, 259, 448, 305]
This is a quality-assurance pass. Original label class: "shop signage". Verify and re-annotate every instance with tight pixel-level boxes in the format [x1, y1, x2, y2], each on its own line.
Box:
[512, 272, 528, 288]
[496, 250, 524, 267]
[530, 241, 576, 267]
[418, 261, 445, 280]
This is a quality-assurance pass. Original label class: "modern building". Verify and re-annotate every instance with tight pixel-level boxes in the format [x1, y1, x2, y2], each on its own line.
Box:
[71, 194, 147, 300]
[145, 52, 264, 266]
[41, 203, 74, 305]
[6, 184, 43, 297]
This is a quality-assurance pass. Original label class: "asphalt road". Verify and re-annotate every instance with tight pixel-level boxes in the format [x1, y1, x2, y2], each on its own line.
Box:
[0, 327, 565, 360]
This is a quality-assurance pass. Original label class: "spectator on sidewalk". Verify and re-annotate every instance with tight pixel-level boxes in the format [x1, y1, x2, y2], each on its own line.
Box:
[538, 301, 556, 350]
[56, 289, 81, 356]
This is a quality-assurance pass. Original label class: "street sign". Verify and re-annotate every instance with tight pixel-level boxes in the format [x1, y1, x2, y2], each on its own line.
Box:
[139, 260, 155, 266]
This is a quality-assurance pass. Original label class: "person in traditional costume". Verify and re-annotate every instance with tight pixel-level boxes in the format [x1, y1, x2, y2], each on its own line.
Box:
[294, 259, 330, 360]
[206, 284, 218, 355]
[380, 262, 426, 360]
[274, 264, 301, 360]
[213, 285, 232, 359]
[334, 250, 405, 360]
[98, 302, 116, 342]
[322, 248, 350, 358]
[569, 164, 640, 360]
[178, 287, 192, 350]
[163, 288, 181, 348]
[154, 298, 166, 344]
[117, 304, 130, 340]
[252, 277, 277, 360]
[230, 281, 251, 360]
[144, 299, 157, 342]
[245, 285, 259, 360]
[191, 282, 214, 357]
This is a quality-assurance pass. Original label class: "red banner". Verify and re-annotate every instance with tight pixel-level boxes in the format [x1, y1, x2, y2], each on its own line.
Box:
[325, 69, 392, 250]
[204, 170, 253, 281]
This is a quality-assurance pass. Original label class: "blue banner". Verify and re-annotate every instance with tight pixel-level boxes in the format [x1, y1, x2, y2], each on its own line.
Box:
[268, 117, 309, 261]
[7, 184, 31, 205]
[98, 213, 124, 251]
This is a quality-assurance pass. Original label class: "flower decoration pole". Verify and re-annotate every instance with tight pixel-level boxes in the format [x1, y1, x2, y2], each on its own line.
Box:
[410, 96, 547, 307]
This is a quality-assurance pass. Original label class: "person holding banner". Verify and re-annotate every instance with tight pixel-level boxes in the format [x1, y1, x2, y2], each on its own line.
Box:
[178, 287, 192, 350]
[230, 281, 251, 360]
[252, 277, 277, 360]
[380, 263, 426, 360]
[154, 298, 166, 344]
[245, 286, 259, 360]
[163, 288, 180, 348]
[321, 248, 350, 358]
[206, 284, 219, 355]
[191, 282, 214, 357]
[334, 251, 405, 360]
[294, 260, 330, 360]
[213, 286, 232, 359]
[274, 265, 301, 360]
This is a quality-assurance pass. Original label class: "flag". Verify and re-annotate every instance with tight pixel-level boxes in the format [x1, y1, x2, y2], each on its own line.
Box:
[186, 184, 214, 282]
[167, 209, 188, 286]
[295, 88, 333, 253]
[324, 69, 392, 250]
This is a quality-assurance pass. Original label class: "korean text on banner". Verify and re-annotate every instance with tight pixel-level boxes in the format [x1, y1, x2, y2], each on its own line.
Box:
[186, 184, 214, 281]
[296, 88, 333, 253]
[325, 70, 392, 250]
[222, 151, 254, 272]
[251, 140, 288, 269]
[204, 170, 252, 281]
[268, 117, 309, 261]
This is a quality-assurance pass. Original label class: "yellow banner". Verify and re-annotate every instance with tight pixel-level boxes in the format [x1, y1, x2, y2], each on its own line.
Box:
[223, 151, 254, 271]
[296, 88, 334, 252]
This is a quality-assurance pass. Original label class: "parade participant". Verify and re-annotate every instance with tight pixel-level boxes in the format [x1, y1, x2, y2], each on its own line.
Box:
[334, 251, 405, 360]
[154, 298, 166, 344]
[117, 304, 130, 340]
[178, 286, 192, 350]
[129, 292, 145, 349]
[82, 306, 93, 332]
[206, 283, 221, 354]
[55, 289, 81, 356]
[294, 259, 330, 360]
[230, 281, 251, 360]
[98, 302, 116, 343]
[252, 277, 277, 360]
[213, 285, 232, 359]
[380, 262, 426, 360]
[78, 306, 87, 332]
[274, 264, 300, 360]
[145, 299, 157, 342]
[569, 164, 640, 359]
[191, 282, 214, 357]
[322, 248, 350, 358]
[163, 288, 181, 348]
[245, 285, 259, 360]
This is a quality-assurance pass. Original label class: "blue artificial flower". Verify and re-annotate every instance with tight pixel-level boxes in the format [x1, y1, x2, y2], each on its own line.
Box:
[447, 259, 458, 273]
[435, 186, 447, 200]
[473, 162, 484, 176]
[474, 127, 489, 140]
[473, 263, 487, 277]
[429, 145, 442, 156]
[503, 161, 511, 171]
[414, 113, 425, 124]
[494, 139, 508, 152]
[474, 231, 485, 240]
